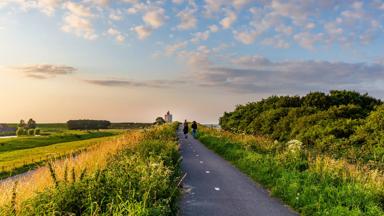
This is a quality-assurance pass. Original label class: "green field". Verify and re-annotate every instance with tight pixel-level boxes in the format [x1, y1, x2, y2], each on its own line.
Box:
[0, 130, 116, 153]
[0, 135, 119, 178]
[0, 124, 125, 179]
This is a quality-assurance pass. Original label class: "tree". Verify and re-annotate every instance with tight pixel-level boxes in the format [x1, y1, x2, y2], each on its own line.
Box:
[27, 118, 37, 129]
[18, 119, 26, 128]
[155, 117, 166, 125]
[67, 120, 111, 130]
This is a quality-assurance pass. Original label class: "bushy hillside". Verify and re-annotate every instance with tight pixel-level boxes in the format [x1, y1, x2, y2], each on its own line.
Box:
[219, 90, 383, 168]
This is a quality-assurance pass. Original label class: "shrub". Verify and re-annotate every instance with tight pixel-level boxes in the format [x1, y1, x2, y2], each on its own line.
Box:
[34, 128, 41, 135]
[16, 127, 25, 136]
[27, 129, 35, 136]
[219, 90, 383, 167]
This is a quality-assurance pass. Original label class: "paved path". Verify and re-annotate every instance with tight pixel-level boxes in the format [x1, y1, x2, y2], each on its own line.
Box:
[179, 128, 298, 216]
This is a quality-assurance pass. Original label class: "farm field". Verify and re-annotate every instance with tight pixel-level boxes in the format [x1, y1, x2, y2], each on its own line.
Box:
[0, 135, 119, 179]
[0, 130, 117, 153]
[0, 124, 124, 179]
[0, 123, 180, 215]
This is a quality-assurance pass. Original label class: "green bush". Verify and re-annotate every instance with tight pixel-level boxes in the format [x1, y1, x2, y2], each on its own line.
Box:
[34, 128, 41, 135]
[219, 90, 383, 167]
[16, 127, 25, 136]
[27, 129, 35, 136]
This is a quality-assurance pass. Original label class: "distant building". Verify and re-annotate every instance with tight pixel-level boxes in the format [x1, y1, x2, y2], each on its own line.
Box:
[164, 111, 173, 123]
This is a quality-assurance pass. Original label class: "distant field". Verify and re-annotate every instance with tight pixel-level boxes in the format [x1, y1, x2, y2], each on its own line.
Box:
[3, 122, 152, 134]
[0, 130, 116, 153]
[110, 122, 153, 129]
[0, 135, 120, 179]
[0, 123, 127, 179]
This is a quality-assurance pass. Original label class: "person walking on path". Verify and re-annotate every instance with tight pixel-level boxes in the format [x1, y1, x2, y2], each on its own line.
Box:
[191, 121, 198, 138]
[183, 120, 189, 139]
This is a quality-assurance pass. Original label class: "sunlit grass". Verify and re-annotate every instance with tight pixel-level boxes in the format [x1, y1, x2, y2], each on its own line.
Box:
[197, 126, 384, 215]
[0, 130, 143, 210]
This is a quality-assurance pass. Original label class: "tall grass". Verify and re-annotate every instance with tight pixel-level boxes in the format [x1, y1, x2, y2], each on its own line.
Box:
[0, 123, 180, 215]
[197, 127, 384, 216]
[0, 131, 142, 212]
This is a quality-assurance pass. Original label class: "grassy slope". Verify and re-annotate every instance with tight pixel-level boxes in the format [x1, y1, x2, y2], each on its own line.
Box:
[0, 135, 120, 179]
[197, 127, 384, 216]
[1, 123, 181, 215]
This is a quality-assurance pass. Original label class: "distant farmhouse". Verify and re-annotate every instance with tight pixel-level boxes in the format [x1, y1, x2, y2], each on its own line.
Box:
[164, 111, 173, 123]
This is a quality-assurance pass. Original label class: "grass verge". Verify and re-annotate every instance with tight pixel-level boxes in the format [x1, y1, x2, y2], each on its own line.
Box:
[0, 123, 181, 215]
[197, 127, 384, 216]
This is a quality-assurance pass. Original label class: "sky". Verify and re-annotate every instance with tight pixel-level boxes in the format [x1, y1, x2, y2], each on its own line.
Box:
[1, 0, 384, 123]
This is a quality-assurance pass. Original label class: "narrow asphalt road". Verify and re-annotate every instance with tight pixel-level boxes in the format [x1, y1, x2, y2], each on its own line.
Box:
[179, 127, 298, 216]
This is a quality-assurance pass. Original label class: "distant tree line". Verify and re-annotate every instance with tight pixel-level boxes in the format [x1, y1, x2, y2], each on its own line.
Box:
[67, 120, 111, 130]
[219, 90, 384, 167]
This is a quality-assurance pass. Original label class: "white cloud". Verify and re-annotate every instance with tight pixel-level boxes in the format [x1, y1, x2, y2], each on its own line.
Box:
[220, 10, 237, 29]
[143, 7, 166, 29]
[275, 25, 293, 35]
[232, 0, 250, 9]
[165, 41, 188, 55]
[64, 1, 93, 17]
[13, 64, 76, 79]
[209, 25, 219, 32]
[262, 36, 290, 49]
[109, 9, 123, 21]
[177, 7, 197, 30]
[107, 27, 125, 43]
[191, 31, 210, 43]
[293, 32, 323, 49]
[61, 14, 97, 40]
[233, 30, 260, 44]
[172, 0, 184, 4]
[133, 25, 152, 39]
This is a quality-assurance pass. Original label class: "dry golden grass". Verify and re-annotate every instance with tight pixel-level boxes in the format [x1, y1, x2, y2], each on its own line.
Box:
[0, 130, 143, 210]
[309, 156, 384, 189]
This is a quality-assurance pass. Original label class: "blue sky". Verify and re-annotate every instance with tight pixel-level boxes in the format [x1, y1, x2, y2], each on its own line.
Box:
[1, 0, 384, 123]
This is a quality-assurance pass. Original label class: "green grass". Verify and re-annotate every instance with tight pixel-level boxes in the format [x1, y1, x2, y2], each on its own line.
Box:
[0, 130, 117, 153]
[3, 123, 181, 215]
[197, 127, 384, 216]
[0, 135, 120, 179]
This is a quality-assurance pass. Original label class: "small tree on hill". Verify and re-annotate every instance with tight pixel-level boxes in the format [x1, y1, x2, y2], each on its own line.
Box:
[27, 118, 37, 129]
[155, 117, 166, 125]
[18, 119, 26, 128]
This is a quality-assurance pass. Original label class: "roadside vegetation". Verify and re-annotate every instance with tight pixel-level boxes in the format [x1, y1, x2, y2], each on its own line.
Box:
[0, 123, 180, 215]
[198, 90, 384, 215]
[198, 127, 384, 215]
[219, 90, 383, 169]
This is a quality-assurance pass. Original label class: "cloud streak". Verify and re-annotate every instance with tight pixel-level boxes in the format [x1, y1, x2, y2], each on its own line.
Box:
[14, 64, 77, 79]
[84, 79, 187, 88]
[193, 56, 384, 94]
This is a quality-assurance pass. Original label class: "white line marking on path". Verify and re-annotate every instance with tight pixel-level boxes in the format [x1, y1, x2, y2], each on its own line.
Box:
[196, 154, 199, 157]
[205, 171, 210, 174]
[200, 161, 204, 164]
[214, 187, 220, 191]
